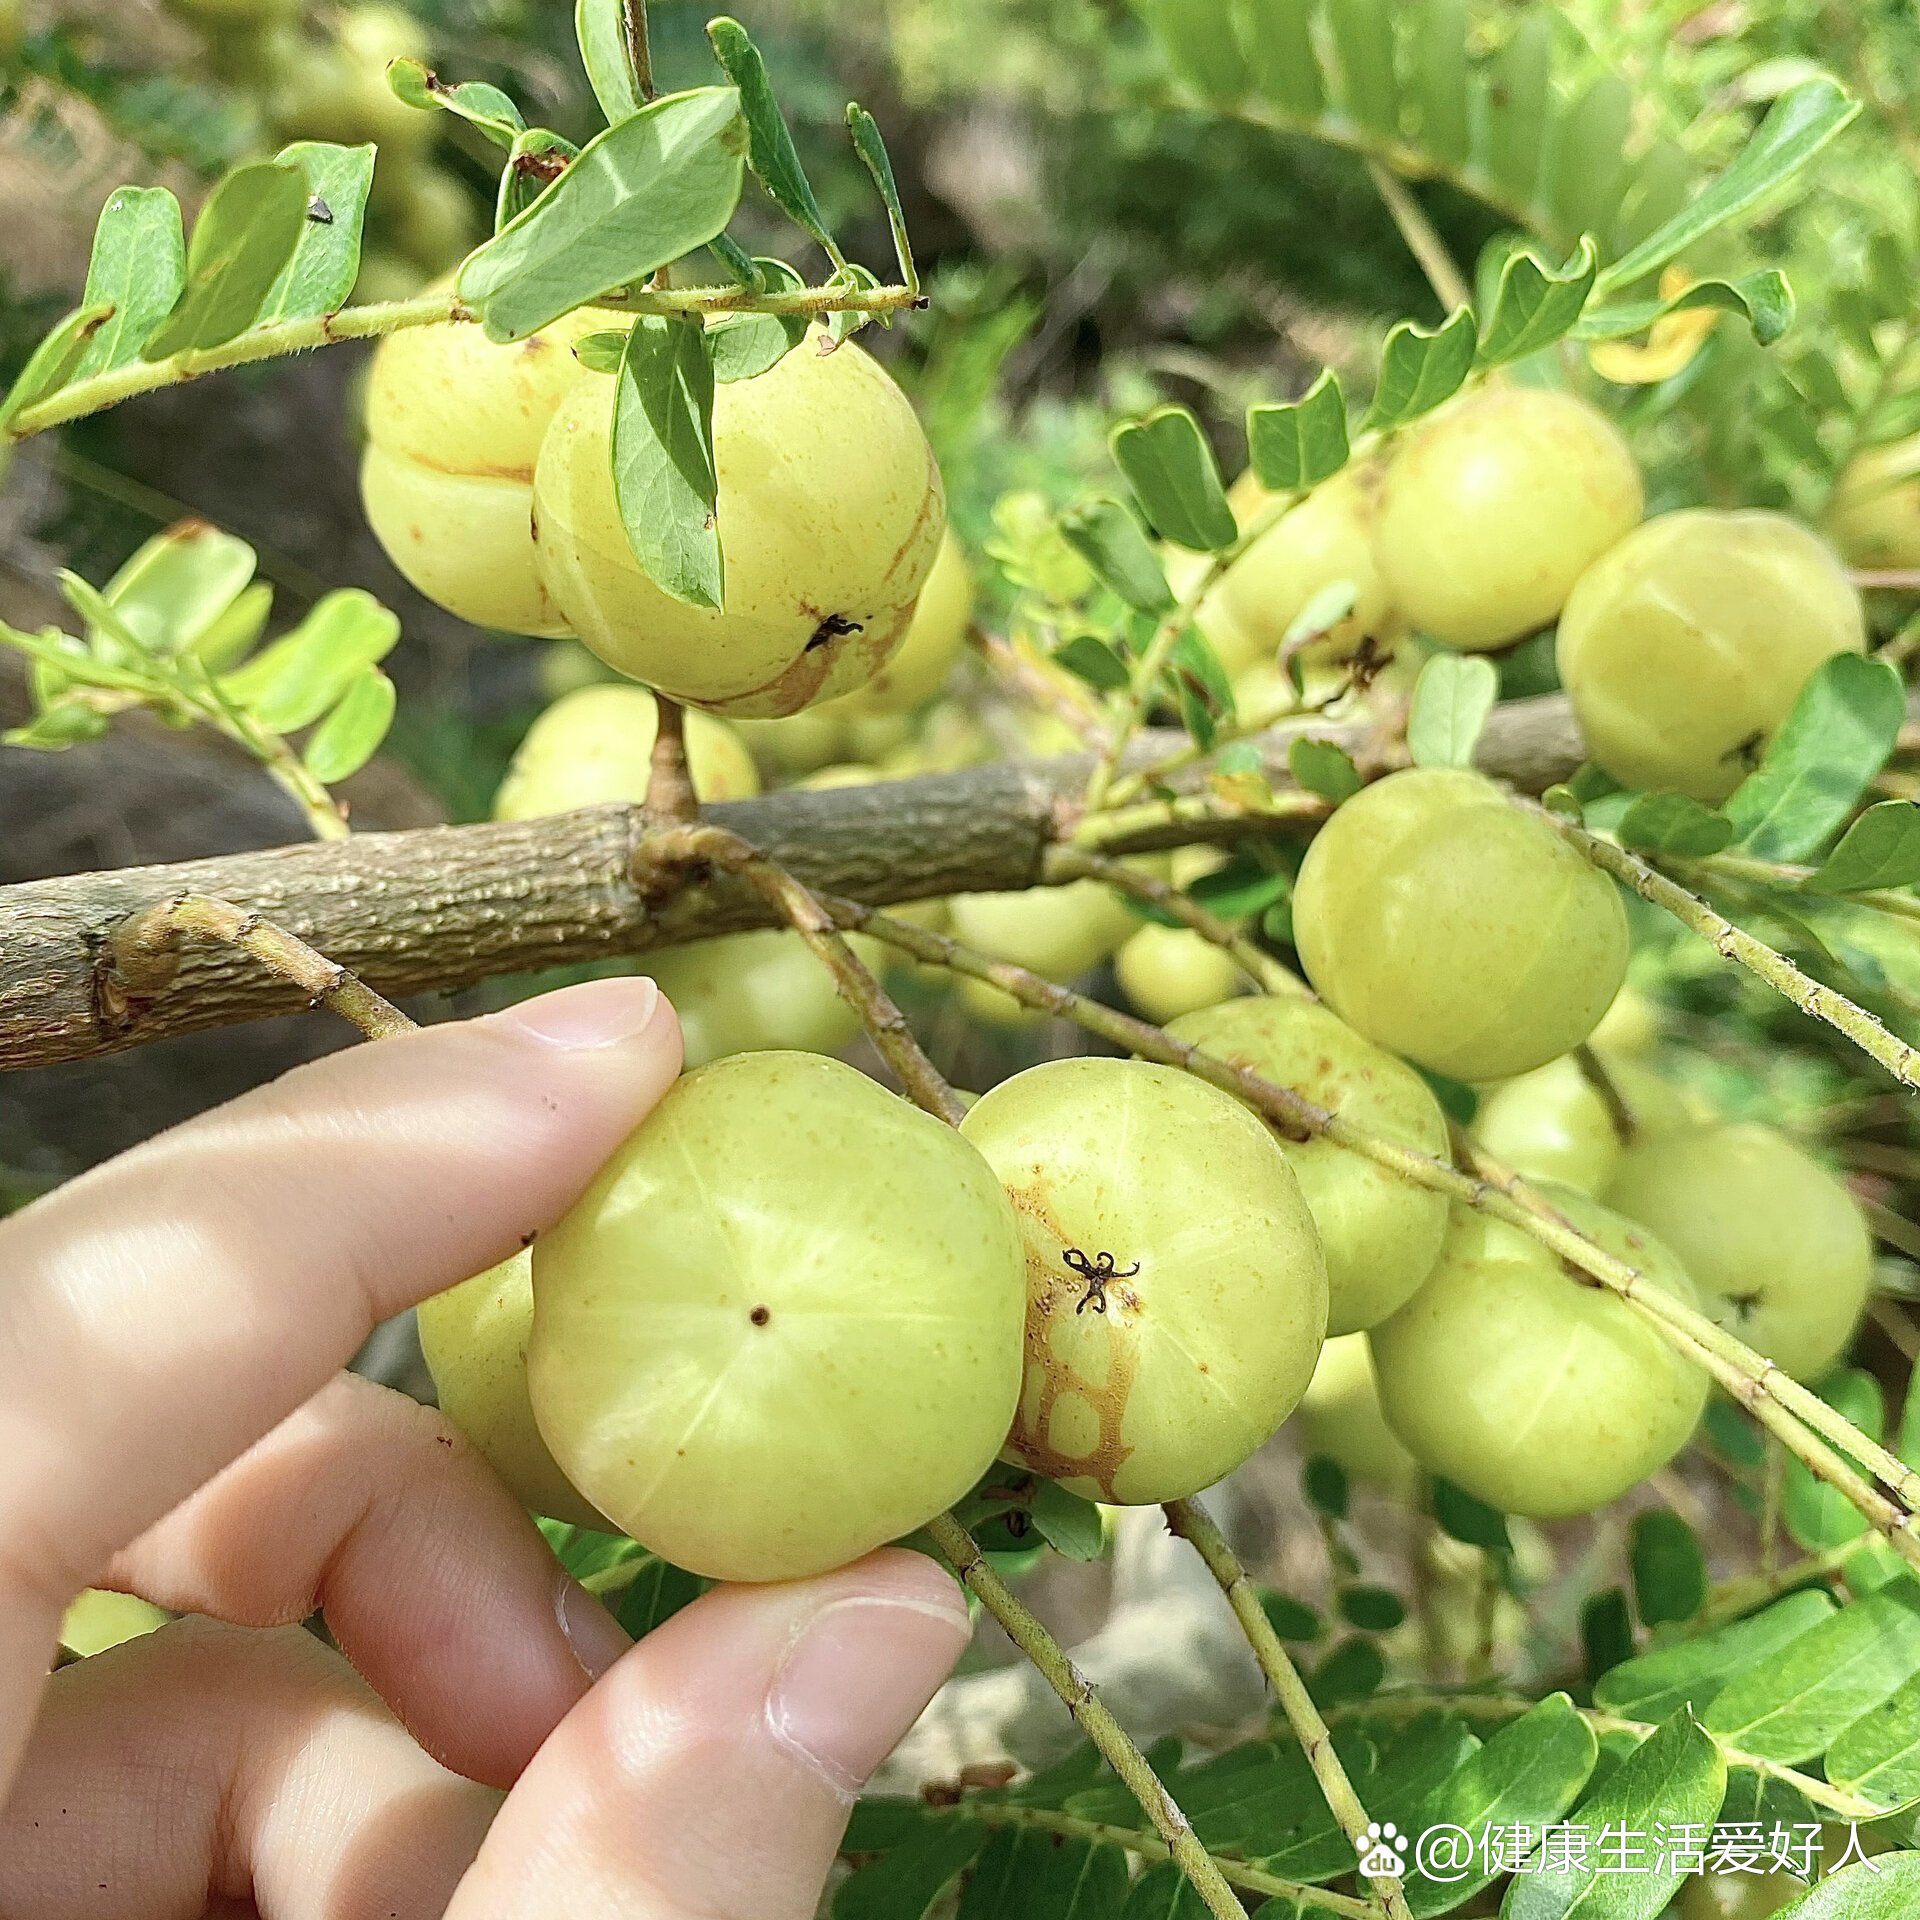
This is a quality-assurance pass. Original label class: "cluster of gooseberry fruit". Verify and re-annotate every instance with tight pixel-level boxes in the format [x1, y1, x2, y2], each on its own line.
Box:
[160, 0, 480, 299]
[380, 304, 1877, 1589]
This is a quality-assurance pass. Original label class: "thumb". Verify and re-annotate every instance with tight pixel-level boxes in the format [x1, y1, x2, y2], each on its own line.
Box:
[448, 1549, 971, 1919]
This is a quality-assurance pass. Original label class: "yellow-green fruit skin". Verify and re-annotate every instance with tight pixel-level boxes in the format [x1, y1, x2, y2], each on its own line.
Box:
[1376, 388, 1643, 651]
[418, 1251, 606, 1529]
[947, 881, 1136, 983]
[361, 302, 603, 636]
[824, 528, 973, 716]
[1169, 996, 1450, 1334]
[1371, 1186, 1708, 1518]
[1677, 1872, 1806, 1919]
[1292, 768, 1630, 1082]
[528, 1053, 1027, 1582]
[533, 335, 945, 717]
[1557, 509, 1866, 803]
[270, 7, 434, 154]
[1218, 464, 1397, 665]
[1114, 924, 1244, 1026]
[1298, 1333, 1421, 1495]
[492, 684, 759, 818]
[1826, 435, 1920, 569]
[1605, 1122, 1872, 1381]
[960, 1058, 1329, 1505]
[59, 1590, 170, 1658]
[1472, 1053, 1691, 1195]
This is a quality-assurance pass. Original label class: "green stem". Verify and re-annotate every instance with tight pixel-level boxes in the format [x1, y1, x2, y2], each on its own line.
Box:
[924, 1514, 1247, 1920]
[6, 282, 922, 440]
[1682, 850, 1920, 930]
[1166, 1499, 1414, 1920]
[1073, 787, 1330, 853]
[1364, 160, 1472, 313]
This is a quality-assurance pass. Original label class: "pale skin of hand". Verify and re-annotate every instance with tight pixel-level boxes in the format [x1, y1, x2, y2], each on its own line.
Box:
[0, 976, 972, 1919]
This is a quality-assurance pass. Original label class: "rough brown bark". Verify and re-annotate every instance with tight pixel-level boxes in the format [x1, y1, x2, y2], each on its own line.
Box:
[0, 696, 1586, 1070]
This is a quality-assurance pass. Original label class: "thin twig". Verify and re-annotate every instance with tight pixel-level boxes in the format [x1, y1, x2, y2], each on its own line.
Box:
[924, 1514, 1246, 1920]
[1573, 1043, 1638, 1144]
[1364, 160, 1473, 312]
[1166, 1499, 1414, 1920]
[623, 0, 655, 100]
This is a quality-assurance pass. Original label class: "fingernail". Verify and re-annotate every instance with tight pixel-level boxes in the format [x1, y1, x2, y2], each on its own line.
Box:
[556, 1577, 634, 1682]
[766, 1590, 971, 1796]
[501, 977, 663, 1051]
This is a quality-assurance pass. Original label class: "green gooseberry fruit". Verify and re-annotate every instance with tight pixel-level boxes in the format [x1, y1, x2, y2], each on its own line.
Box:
[1371, 1184, 1709, 1518]
[731, 706, 851, 778]
[59, 1590, 170, 1660]
[946, 880, 1136, 983]
[1557, 509, 1866, 803]
[1291, 767, 1631, 1082]
[1472, 1051, 1693, 1195]
[418, 1250, 605, 1528]
[360, 294, 605, 636]
[1605, 1121, 1873, 1381]
[1375, 386, 1643, 652]
[1677, 1871, 1807, 1919]
[1298, 1332, 1420, 1496]
[1168, 995, 1450, 1334]
[389, 163, 481, 273]
[527, 1052, 1028, 1581]
[1825, 434, 1920, 570]
[269, 7, 436, 154]
[822, 528, 974, 717]
[491, 684, 759, 819]
[1113, 924, 1246, 1026]
[959, 1057, 1329, 1505]
[532, 332, 945, 717]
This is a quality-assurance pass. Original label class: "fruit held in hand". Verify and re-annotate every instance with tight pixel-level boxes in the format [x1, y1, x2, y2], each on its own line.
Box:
[1605, 1122, 1872, 1381]
[824, 528, 974, 716]
[1218, 463, 1398, 666]
[960, 1057, 1328, 1504]
[1557, 509, 1866, 802]
[1472, 1052, 1692, 1195]
[1298, 1332, 1420, 1495]
[492, 684, 759, 818]
[419, 1251, 605, 1528]
[1168, 995, 1449, 1333]
[528, 1053, 1026, 1581]
[533, 332, 945, 717]
[1375, 388, 1643, 651]
[1114, 923, 1245, 1025]
[1292, 768, 1630, 1082]
[1825, 435, 1920, 570]
[638, 928, 889, 1065]
[1371, 1186, 1708, 1518]
[362, 296, 603, 636]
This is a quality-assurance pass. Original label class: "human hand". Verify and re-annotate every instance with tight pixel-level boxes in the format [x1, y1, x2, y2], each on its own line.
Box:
[0, 977, 971, 1918]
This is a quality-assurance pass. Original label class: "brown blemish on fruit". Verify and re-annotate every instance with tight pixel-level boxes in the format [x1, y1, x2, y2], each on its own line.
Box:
[749, 1304, 771, 1326]
[805, 612, 864, 653]
[1002, 1186, 1141, 1499]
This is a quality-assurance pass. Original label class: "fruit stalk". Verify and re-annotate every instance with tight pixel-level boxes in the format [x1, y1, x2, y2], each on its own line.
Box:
[1044, 844, 1303, 996]
[841, 899, 1920, 1557]
[642, 695, 700, 827]
[922, 1512, 1248, 1920]
[101, 894, 417, 1043]
[644, 823, 968, 1126]
[1165, 1498, 1416, 1920]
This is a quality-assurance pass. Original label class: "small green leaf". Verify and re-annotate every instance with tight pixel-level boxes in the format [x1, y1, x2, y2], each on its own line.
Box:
[143, 161, 310, 359]
[574, 0, 641, 126]
[1413, 0, 1470, 166]
[71, 186, 187, 379]
[1131, 0, 1246, 106]
[496, 128, 580, 231]
[0, 303, 117, 433]
[220, 589, 401, 732]
[1407, 653, 1497, 769]
[388, 60, 525, 148]
[1615, 791, 1736, 858]
[708, 260, 808, 383]
[1432, 1478, 1511, 1552]
[1052, 633, 1133, 692]
[1167, 625, 1235, 750]
[1594, 1589, 1837, 1725]
[1483, 13, 1552, 205]
[1583, 1589, 1636, 1687]
[1058, 497, 1174, 614]
[614, 1554, 708, 1638]
[1304, 1455, 1350, 1519]
[1776, 1856, 1920, 1919]
[1246, 371, 1350, 491]
[460, 87, 746, 341]
[1725, 653, 1906, 861]
[834, 1817, 989, 1920]
[1111, 406, 1237, 552]
[846, 104, 916, 292]
[1825, 1673, 1920, 1811]
[104, 521, 258, 656]
[1288, 736, 1362, 803]
[1784, 1369, 1884, 1553]
[1233, 0, 1323, 116]
[1029, 1482, 1106, 1561]
[1363, 307, 1477, 431]
[613, 313, 722, 609]
[1630, 1509, 1707, 1628]
[1258, 1589, 1323, 1642]
[1120, 1860, 1215, 1919]
[1804, 800, 1920, 894]
[1337, 1585, 1405, 1633]
[1577, 269, 1796, 349]
[707, 17, 839, 262]
[256, 142, 376, 325]
[193, 581, 274, 671]
[1595, 76, 1862, 295]
[4, 702, 110, 749]
[573, 330, 630, 375]
[1477, 237, 1600, 366]
[303, 666, 396, 784]
[1305, 1636, 1386, 1709]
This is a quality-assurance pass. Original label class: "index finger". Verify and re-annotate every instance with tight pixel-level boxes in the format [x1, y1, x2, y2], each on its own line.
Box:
[0, 975, 679, 1790]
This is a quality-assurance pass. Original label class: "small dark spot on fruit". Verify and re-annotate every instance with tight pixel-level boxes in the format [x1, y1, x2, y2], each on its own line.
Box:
[750, 1304, 771, 1327]
[805, 612, 864, 652]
